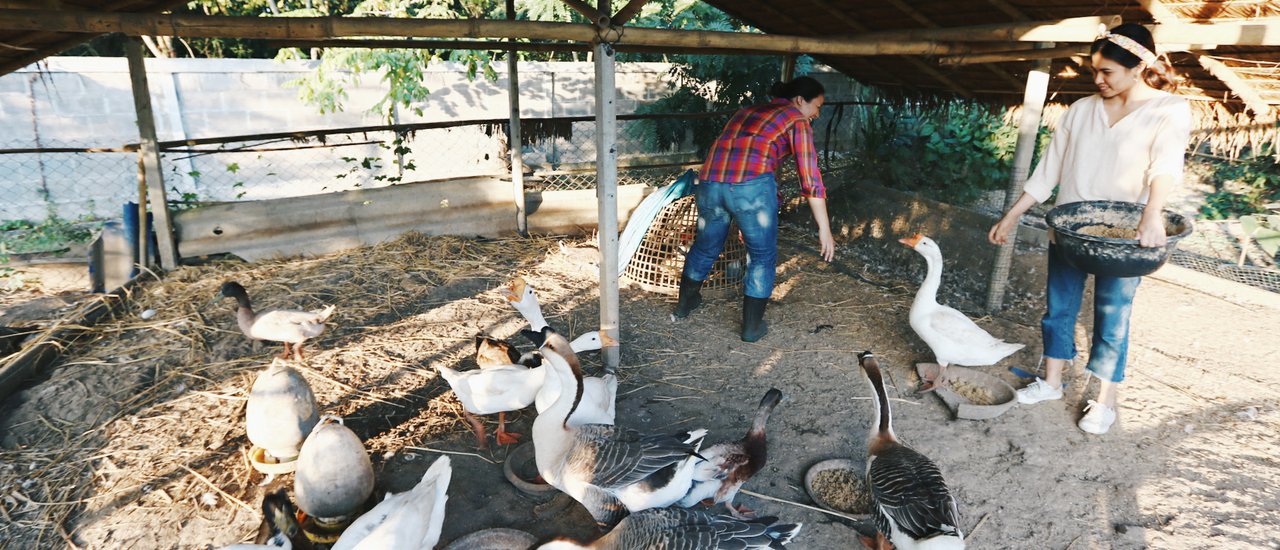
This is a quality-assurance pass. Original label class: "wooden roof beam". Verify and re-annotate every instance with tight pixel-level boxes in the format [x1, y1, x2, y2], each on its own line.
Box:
[856, 15, 1121, 43]
[266, 38, 820, 56]
[1198, 55, 1276, 118]
[611, 0, 648, 26]
[0, 8, 991, 57]
[884, 0, 1011, 93]
[940, 44, 1086, 65]
[560, 0, 608, 27]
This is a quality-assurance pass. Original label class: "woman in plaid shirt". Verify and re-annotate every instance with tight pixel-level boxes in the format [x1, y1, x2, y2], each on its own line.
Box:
[672, 76, 835, 342]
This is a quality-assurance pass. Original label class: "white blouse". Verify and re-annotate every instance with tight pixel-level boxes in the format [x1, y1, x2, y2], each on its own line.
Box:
[1023, 91, 1193, 206]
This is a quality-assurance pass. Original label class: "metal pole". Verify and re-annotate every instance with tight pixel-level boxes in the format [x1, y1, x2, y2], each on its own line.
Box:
[507, 0, 528, 236]
[594, 25, 621, 372]
[125, 37, 179, 271]
[986, 59, 1050, 312]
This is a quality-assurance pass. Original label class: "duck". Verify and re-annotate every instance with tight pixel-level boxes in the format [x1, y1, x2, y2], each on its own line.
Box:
[0, 325, 39, 357]
[858, 351, 965, 550]
[246, 359, 320, 463]
[536, 507, 802, 549]
[502, 276, 549, 331]
[330, 455, 452, 550]
[522, 327, 616, 426]
[531, 333, 707, 528]
[898, 235, 1024, 392]
[677, 388, 782, 518]
[218, 281, 335, 361]
[439, 331, 609, 449]
[220, 489, 310, 550]
[474, 334, 526, 368]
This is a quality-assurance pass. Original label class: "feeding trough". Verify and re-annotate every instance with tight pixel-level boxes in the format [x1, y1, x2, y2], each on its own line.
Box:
[503, 442, 556, 498]
[803, 458, 873, 519]
[916, 364, 1018, 421]
[442, 528, 538, 550]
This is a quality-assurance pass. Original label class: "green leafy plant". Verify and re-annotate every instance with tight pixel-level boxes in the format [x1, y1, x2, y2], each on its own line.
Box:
[1198, 148, 1280, 220]
[0, 213, 95, 257]
[1240, 214, 1280, 257]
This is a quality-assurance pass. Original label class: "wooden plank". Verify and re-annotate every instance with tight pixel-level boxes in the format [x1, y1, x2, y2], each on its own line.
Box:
[125, 37, 178, 271]
[0, 277, 143, 402]
[0, 8, 990, 56]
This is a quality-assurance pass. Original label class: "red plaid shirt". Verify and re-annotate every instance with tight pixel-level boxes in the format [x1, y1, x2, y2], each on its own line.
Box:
[700, 98, 826, 199]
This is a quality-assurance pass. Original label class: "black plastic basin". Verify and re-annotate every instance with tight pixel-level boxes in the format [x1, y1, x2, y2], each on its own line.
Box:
[1045, 200, 1193, 278]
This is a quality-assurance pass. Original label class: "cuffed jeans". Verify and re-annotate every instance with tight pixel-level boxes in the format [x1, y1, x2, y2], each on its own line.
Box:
[1042, 244, 1142, 383]
[682, 173, 779, 299]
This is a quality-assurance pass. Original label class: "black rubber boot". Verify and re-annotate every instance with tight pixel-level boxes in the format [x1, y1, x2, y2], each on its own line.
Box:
[672, 276, 704, 319]
[741, 296, 769, 342]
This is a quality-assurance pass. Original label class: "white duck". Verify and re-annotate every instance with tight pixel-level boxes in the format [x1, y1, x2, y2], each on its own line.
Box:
[899, 234, 1024, 392]
[502, 277, 549, 331]
[532, 329, 706, 527]
[438, 331, 610, 449]
[330, 455, 452, 550]
[523, 328, 617, 426]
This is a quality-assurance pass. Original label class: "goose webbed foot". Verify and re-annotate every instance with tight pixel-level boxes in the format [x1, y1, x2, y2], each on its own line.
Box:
[915, 363, 947, 394]
[464, 411, 490, 450]
[727, 502, 756, 519]
[495, 412, 522, 445]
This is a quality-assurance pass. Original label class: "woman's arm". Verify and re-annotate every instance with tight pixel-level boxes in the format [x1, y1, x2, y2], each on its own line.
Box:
[988, 192, 1039, 245]
[807, 197, 835, 261]
[1137, 174, 1174, 247]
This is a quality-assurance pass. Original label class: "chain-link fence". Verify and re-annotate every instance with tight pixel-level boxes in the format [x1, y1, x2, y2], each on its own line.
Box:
[0, 103, 869, 295]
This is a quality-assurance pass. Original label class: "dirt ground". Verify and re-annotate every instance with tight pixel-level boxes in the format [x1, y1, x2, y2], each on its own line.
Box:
[1, 225, 1278, 549]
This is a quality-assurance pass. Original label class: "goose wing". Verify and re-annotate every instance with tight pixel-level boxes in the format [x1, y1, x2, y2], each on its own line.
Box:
[868, 445, 963, 541]
[926, 305, 1023, 364]
[570, 425, 700, 489]
[603, 509, 799, 550]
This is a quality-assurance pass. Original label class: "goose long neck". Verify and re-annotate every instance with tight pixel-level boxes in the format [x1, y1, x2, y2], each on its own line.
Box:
[866, 370, 896, 443]
[914, 248, 942, 307]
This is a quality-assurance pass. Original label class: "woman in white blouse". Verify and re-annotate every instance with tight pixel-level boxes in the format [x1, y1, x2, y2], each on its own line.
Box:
[988, 23, 1193, 435]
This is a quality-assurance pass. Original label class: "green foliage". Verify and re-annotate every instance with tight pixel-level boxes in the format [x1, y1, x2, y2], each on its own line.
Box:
[0, 214, 95, 258]
[851, 101, 1039, 205]
[1197, 149, 1280, 220]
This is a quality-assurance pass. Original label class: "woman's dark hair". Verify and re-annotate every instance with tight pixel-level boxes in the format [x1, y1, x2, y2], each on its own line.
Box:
[1091, 23, 1178, 91]
[769, 76, 825, 101]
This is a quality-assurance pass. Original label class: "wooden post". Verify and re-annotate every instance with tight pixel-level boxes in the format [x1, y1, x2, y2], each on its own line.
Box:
[125, 37, 178, 271]
[594, 8, 621, 372]
[780, 54, 797, 81]
[986, 59, 1050, 312]
[507, 0, 528, 236]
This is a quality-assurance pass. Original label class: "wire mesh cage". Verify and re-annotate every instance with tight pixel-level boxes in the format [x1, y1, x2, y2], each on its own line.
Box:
[622, 194, 745, 295]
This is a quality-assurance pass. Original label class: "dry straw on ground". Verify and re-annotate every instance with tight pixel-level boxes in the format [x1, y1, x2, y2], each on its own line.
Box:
[0, 232, 565, 547]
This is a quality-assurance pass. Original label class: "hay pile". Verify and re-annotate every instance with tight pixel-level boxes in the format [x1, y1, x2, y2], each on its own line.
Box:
[0, 232, 570, 548]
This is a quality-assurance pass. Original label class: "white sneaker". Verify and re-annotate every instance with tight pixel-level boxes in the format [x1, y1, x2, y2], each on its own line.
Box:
[1078, 400, 1117, 434]
[1016, 378, 1063, 405]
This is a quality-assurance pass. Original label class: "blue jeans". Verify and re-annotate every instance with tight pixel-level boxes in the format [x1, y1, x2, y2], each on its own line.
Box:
[1042, 244, 1142, 383]
[682, 173, 779, 299]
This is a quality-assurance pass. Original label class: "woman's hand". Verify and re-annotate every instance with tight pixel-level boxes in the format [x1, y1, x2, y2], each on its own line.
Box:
[1137, 211, 1168, 248]
[817, 227, 835, 262]
[989, 214, 1018, 245]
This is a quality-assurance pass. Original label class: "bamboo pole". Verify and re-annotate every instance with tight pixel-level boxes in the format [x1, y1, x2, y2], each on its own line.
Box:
[611, 0, 649, 26]
[0, 9, 986, 56]
[940, 43, 1083, 65]
[125, 37, 178, 271]
[594, 21, 621, 373]
[507, 0, 527, 236]
[986, 58, 1050, 313]
[560, 0, 608, 27]
[264, 38, 827, 56]
[854, 15, 1122, 43]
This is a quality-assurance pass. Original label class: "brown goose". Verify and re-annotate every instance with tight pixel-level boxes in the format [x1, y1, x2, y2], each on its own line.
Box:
[536, 507, 801, 549]
[677, 388, 783, 518]
[858, 351, 964, 550]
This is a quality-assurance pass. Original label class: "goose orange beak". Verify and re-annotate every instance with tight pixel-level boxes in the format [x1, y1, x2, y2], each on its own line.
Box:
[898, 234, 924, 248]
[503, 277, 527, 301]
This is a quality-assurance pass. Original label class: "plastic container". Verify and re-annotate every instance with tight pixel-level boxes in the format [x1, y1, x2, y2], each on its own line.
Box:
[1044, 200, 1193, 278]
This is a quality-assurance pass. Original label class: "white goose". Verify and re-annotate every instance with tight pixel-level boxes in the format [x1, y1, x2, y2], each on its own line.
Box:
[532, 327, 707, 527]
[438, 331, 610, 449]
[523, 328, 617, 427]
[859, 351, 964, 550]
[329, 455, 452, 550]
[899, 234, 1024, 392]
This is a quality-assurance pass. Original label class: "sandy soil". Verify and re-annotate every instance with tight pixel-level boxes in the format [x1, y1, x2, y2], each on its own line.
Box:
[0, 226, 1278, 549]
